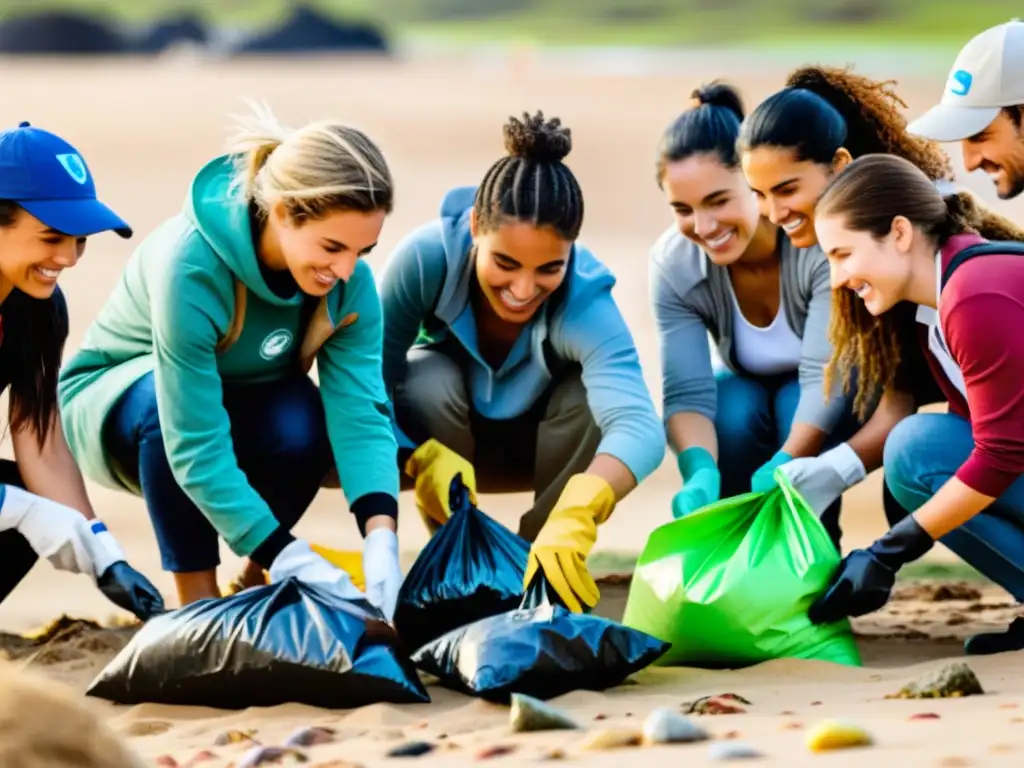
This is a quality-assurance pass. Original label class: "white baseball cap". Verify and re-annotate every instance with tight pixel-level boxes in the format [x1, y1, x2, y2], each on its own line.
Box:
[908, 19, 1024, 142]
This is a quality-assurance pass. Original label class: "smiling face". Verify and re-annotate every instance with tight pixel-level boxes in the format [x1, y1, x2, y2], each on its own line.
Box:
[269, 203, 387, 296]
[470, 212, 571, 325]
[741, 145, 847, 248]
[0, 205, 85, 301]
[661, 153, 761, 265]
[815, 211, 917, 316]
[961, 109, 1024, 200]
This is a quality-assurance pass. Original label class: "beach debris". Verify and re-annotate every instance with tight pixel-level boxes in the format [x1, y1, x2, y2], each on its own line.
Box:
[509, 693, 580, 733]
[236, 746, 309, 766]
[215, 729, 259, 746]
[642, 708, 709, 744]
[781, 722, 803, 731]
[892, 583, 982, 602]
[386, 741, 436, 758]
[687, 693, 750, 715]
[475, 744, 517, 759]
[708, 741, 762, 760]
[593, 713, 607, 721]
[154, 758, 179, 768]
[539, 748, 566, 760]
[806, 720, 873, 752]
[810, 701, 822, 706]
[908, 713, 941, 721]
[888, 662, 984, 699]
[579, 728, 643, 750]
[284, 727, 337, 748]
[183, 751, 219, 767]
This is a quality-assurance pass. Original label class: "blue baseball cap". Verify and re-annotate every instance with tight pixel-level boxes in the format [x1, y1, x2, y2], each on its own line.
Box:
[0, 121, 132, 238]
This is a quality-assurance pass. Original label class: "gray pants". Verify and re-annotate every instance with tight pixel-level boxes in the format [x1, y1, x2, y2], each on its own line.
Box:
[394, 349, 601, 542]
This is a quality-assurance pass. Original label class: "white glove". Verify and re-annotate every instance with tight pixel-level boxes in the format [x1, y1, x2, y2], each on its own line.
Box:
[362, 528, 402, 622]
[778, 442, 866, 516]
[0, 485, 125, 580]
[268, 539, 366, 602]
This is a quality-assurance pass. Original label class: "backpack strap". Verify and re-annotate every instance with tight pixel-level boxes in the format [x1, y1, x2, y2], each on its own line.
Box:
[941, 240, 1024, 292]
[215, 278, 247, 354]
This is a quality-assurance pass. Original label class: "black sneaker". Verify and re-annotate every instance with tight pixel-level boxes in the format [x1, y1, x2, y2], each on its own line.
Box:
[964, 617, 1024, 655]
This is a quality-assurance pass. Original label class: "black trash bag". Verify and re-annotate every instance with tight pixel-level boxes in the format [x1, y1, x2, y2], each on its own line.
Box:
[411, 569, 671, 703]
[86, 578, 430, 709]
[393, 474, 529, 653]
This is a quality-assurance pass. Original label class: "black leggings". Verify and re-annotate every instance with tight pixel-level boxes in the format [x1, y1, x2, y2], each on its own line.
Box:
[0, 460, 37, 606]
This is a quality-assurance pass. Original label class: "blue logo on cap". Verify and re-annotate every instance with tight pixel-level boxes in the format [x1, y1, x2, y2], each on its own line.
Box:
[55, 153, 88, 185]
[950, 69, 973, 97]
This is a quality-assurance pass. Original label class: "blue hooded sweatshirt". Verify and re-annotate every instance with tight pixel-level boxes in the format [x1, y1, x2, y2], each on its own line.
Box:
[377, 186, 664, 485]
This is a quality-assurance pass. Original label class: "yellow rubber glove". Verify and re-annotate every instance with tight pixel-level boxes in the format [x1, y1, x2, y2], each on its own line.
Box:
[523, 474, 616, 613]
[403, 438, 477, 534]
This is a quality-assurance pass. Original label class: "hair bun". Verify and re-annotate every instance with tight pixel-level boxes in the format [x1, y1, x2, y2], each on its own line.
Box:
[689, 82, 745, 121]
[503, 110, 572, 163]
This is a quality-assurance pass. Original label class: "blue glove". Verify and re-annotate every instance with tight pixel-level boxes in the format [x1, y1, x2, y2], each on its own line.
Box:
[750, 450, 793, 493]
[808, 515, 934, 624]
[671, 447, 721, 519]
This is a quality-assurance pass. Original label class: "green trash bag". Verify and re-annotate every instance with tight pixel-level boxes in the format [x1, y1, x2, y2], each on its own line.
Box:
[621, 474, 861, 668]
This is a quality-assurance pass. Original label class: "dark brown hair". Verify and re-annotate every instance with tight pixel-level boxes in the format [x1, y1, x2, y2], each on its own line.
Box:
[0, 201, 70, 446]
[816, 153, 1024, 417]
[473, 111, 584, 241]
[655, 81, 745, 184]
[738, 65, 953, 182]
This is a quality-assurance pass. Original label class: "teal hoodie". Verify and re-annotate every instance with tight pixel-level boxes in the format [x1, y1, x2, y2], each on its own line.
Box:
[377, 186, 664, 485]
[58, 155, 397, 558]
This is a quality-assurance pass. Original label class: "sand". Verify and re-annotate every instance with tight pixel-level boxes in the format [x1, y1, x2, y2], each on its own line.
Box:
[0, 45, 1021, 765]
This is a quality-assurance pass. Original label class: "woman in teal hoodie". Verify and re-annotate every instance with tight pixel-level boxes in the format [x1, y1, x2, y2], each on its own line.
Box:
[378, 111, 664, 614]
[58, 103, 404, 618]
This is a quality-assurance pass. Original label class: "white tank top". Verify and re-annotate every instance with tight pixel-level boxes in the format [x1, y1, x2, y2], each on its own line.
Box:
[729, 279, 803, 376]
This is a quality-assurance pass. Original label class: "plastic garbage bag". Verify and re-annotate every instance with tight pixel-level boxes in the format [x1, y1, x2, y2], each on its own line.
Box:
[621, 474, 862, 668]
[86, 578, 430, 709]
[412, 570, 670, 703]
[393, 475, 529, 652]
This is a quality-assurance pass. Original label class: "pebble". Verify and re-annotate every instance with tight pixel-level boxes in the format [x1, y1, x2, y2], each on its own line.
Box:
[707, 741, 762, 761]
[889, 662, 984, 699]
[182, 752, 218, 768]
[509, 693, 580, 733]
[237, 746, 309, 767]
[154, 758, 179, 768]
[908, 713, 941, 721]
[579, 728, 643, 750]
[805, 720, 873, 752]
[642, 709, 708, 744]
[214, 729, 258, 746]
[386, 741, 436, 758]
[475, 744, 517, 759]
[284, 727, 337, 747]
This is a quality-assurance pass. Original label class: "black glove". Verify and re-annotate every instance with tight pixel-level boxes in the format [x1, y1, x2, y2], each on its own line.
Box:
[809, 515, 934, 625]
[97, 561, 166, 622]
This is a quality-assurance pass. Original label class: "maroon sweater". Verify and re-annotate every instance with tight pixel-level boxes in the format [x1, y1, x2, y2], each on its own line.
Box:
[920, 234, 1024, 497]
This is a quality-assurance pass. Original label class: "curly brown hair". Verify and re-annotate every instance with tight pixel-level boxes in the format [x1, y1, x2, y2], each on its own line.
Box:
[816, 154, 1024, 418]
[739, 65, 954, 183]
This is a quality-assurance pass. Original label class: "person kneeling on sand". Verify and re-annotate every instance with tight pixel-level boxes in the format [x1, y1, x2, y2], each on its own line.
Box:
[0, 662, 147, 768]
[648, 82, 864, 551]
[378, 111, 664, 614]
[0, 121, 163, 622]
[807, 153, 1024, 655]
[58, 102, 404, 620]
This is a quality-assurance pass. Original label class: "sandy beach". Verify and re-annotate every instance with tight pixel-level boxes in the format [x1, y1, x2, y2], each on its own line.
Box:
[0, 47, 1021, 765]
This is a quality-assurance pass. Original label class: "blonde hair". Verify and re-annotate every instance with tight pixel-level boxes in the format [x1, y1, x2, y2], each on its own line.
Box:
[225, 100, 393, 221]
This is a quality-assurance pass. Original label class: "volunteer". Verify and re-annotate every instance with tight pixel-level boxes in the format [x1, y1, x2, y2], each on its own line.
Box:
[58, 103, 404, 619]
[0, 121, 163, 621]
[807, 153, 1024, 656]
[734, 64, 1017, 525]
[378, 110, 664, 614]
[649, 82, 862, 548]
[907, 19, 1024, 202]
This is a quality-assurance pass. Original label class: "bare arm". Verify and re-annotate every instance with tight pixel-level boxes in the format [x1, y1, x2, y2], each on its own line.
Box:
[781, 423, 827, 459]
[667, 411, 718, 460]
[11, 410, 96, 519]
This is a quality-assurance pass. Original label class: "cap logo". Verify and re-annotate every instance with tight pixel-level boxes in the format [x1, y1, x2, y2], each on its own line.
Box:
[949, 69, 973, 97]
[55, 153, 88, 185]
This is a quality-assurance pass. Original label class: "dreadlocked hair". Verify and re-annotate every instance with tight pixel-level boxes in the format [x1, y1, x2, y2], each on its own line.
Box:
[473, 110, 584, 240]
[739, 65, 954, 182]
[817, 153, 1024, 419]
